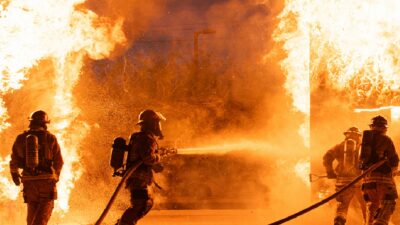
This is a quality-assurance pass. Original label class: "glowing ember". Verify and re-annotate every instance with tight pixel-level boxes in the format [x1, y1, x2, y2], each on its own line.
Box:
[0, 0, 126, 213]
[294, 159, 310, 187]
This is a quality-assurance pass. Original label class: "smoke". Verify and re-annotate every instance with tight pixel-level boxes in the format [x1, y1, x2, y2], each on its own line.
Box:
[84, 0, 167, 55]
[69, 0, 318, 224]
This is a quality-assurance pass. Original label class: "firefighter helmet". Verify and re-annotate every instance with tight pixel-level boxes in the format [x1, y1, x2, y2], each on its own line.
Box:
[370, 115, 388, 128]
[137, 109, 166, 125]
[29, 110, 50, 124]
[343, 127, 361, 136]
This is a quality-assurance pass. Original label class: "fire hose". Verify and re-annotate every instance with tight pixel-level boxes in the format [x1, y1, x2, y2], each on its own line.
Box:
[268, 160, 387, 225]
[94, 147, 177, 225]
[94, 160, 142, 225]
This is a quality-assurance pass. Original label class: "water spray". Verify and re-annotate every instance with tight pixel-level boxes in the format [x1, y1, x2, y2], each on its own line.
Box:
[177, 141, 273, 155]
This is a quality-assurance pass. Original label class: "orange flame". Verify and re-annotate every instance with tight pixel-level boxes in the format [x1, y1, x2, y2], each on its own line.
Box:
[294, 158, 310, 187]
[272, 1, 311, 147]
[274, 1, 400, 145]
[0, 0, 126, 213]
[0, 155, 19, 200]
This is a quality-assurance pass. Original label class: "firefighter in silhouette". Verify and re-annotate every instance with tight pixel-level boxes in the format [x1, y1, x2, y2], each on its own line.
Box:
[115, 109, 165, 225]
[323, 127, 366, 225]
[9, 110, 63, 225]
[359, 115, 399, 225]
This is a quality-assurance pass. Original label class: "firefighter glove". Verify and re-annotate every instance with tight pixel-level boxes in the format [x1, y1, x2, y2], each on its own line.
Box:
[11, 173, 20, 186]
[327, 170, 337, 179]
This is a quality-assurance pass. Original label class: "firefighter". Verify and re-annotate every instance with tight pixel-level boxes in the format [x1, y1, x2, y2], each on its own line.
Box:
[323, 127, 366, 225]
[9, 110, 63, 225]
[359, 115, 399, 225]
[115, 109, 165, 225]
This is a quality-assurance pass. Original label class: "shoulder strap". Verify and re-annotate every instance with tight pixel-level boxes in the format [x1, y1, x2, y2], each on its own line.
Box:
[43, 131, 53, 160]
[127, 132, 140, 163]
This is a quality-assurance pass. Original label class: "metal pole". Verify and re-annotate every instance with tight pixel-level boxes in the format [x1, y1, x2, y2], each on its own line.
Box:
[192, 29, 216, 96]
[193, 31, 200, 71]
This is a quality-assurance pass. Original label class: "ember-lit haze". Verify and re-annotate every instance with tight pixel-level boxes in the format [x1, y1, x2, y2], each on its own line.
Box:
[2, 0, 400, 225]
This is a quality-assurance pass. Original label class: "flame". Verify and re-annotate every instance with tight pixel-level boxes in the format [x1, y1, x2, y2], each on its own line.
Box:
[272, 1, 311, 146]
[0, 0, 126, 214]
[273, 1, 310, 115]
[294, 158, 310, 187]
[274, 0, 400, 145]
[0, 155, 19, 200]
[391, 107, 400, 121]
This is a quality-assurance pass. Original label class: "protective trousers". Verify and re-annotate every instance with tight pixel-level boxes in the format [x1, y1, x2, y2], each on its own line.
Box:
[27, 201, 54, 225]
[334, 185, 366, 225]
[23, 180, 57, 225]
[117, 189, 154, 225]
[362, 182, 397, 225]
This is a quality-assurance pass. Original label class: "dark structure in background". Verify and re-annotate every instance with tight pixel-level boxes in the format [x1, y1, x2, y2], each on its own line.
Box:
[158, 151, 270, 209]
[85, 0, 275, 136]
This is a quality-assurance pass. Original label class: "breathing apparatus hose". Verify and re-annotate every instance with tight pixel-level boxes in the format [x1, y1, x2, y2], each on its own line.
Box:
[95, 160, 142, 225]
[268, 160, 387, 225]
